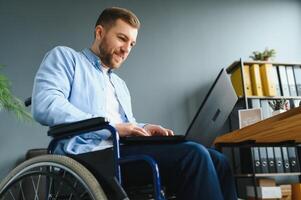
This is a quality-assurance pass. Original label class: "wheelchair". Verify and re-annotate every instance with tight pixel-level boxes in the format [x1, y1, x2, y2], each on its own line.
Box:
[0, 98, 173, 200]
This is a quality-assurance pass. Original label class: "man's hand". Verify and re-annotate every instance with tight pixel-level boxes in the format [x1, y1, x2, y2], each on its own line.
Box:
[143, 124, 174, 136]
[115, 123, 150, 137]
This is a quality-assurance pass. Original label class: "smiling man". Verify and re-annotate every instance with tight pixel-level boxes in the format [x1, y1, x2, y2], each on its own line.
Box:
[32, 7, 237, 200]
[94, 19, 136, 69]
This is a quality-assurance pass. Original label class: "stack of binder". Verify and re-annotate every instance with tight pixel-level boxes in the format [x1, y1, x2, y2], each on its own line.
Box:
[239, 146, 299, 174]
[231, 65, 253, 96]
[260, 64, 277, 96]
[250, 64, 263, 96]
[230, 62, 301, 97]
[293, 66, 301, 96]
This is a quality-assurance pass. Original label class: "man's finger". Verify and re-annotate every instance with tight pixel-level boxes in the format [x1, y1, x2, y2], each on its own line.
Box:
[133, 127, 150, 136]
[166, 129, 174, 136]
[157, 126, 168, 136]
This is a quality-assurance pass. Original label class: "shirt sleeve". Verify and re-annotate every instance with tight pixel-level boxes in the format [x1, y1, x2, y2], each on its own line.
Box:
[32, 46, 96, 126]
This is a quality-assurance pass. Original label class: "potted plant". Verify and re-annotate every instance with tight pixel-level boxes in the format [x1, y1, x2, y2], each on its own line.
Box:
[250, 48, 276, 61]
[268, 99, 288, 116]
[0, 65, 31, 121]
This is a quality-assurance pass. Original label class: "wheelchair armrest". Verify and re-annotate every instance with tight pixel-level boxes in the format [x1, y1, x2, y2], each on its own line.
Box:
[47, 117, 122, 184]
[48, 117, 109, 139]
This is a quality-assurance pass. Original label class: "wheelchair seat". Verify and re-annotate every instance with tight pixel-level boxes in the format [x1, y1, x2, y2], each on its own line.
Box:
[0, 98, 169, 200]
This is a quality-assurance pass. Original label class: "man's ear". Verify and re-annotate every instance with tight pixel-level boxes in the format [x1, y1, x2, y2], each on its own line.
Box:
[95, 25, 105, 40]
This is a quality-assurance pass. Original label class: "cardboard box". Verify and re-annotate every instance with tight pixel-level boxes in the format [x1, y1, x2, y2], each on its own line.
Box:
[280, 184, 292, 200]
[292, 183, 301, 200]
[257, 178, 276, 187]
[246, 186, 282, 199]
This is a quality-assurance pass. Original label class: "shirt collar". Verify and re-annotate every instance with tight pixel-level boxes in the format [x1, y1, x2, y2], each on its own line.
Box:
[82, 48, 112, 74]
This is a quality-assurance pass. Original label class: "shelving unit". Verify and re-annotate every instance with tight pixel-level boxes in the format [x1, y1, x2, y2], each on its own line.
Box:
[227, 59, 301, 111]
[218, 141, 301, 200]
[246, 96, 301, 100]
[222, 59, 301, 199]
[235, 172, 301, 178]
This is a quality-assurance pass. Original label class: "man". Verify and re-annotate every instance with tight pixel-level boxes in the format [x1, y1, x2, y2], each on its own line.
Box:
[32, 7, 237, 200]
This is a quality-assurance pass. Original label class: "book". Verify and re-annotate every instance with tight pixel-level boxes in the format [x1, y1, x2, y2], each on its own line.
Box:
[289, 99, 296, 109]
[271, 66, 282, 96]
[261, 100, 272, 119]
[286, 66, 297, 96]
[266, 147, 276, 173]
[259, 147, 268, 173]
[250, 64, 264, 96]
[278, 65, 290, 96]
[260, 64, 277, 96]
[287, 147, 299, 172]
[253, 147, 261, 173]
[274, 147, 284, 173]
[249, 99, 261, 108]
[240, 147, 261, 173]
[293, 65, 301, 96]
[293, 99, 301, 108]
[231, 65, 253, 96]
[281, 147, 291, 173]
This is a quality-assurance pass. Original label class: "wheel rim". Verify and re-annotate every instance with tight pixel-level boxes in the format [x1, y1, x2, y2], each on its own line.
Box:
[0, 162, 98, 200]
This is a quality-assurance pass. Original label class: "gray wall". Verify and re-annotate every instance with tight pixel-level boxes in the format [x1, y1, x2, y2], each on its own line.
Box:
[1, 0, 301, 180]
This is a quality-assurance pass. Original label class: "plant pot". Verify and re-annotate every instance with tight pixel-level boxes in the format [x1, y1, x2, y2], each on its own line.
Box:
[272, 109, 286, 116]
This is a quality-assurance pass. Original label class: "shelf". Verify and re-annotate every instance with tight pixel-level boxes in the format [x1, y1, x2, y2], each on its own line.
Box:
[227, 60, 301, 73]
[235, 172, 301, 178]
[238, 96, 301, 100]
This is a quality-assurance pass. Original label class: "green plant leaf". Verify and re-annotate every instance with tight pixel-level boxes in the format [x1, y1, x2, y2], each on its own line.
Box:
[0, 65, 32, 122]
[249, 48, 276, 61]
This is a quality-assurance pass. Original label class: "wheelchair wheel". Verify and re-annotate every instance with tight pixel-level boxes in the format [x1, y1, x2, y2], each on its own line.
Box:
[0, 154, 107, 200]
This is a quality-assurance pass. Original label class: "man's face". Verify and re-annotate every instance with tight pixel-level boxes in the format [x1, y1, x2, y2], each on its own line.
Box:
[97, 19, 138, 69]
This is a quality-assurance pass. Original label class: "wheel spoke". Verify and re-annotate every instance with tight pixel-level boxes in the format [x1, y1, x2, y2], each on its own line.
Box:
[30, 176, 39, 200]
[35, 174, 41, 200]
[80, 191, 89, 199]
[19, 181, 26, 200]
[9, 189, 16, 200]
[47, 176, 53, 200]
[0, 156, 105, 200]
[54, 177, 64, 199]
[68, 180, 79, 200]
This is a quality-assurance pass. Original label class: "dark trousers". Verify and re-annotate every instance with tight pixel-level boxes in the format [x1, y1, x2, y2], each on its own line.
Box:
[120, 141, 237, 200]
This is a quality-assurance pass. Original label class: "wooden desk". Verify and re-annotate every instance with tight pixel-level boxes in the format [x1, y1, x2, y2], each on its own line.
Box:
[214, 107, 301, 145]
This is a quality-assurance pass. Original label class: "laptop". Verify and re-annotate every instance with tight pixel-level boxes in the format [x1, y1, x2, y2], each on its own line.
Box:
[120, 68, 238, 147]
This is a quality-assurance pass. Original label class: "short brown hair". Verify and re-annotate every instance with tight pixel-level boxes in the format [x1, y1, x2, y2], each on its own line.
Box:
[95, 7, 140, 30]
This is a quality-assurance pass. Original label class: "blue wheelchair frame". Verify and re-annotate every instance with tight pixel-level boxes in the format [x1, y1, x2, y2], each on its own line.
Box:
[47, 117, 165, 200]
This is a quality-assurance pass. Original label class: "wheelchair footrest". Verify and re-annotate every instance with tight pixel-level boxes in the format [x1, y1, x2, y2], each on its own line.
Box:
[125, 184, 171, 200]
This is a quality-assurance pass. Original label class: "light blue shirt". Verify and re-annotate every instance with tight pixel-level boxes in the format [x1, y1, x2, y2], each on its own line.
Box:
[32, 46, 142, 154]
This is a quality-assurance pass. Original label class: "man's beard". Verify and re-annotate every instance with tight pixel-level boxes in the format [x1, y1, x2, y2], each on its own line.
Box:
[98, 39, 122, 68]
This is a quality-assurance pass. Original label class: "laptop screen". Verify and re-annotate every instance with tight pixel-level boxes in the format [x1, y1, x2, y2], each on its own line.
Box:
[185, 68, 238, 147]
